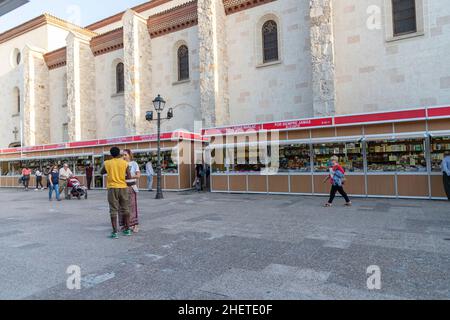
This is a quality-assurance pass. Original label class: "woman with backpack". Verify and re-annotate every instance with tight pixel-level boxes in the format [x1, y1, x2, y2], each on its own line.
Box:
[323, 156, 352, 207]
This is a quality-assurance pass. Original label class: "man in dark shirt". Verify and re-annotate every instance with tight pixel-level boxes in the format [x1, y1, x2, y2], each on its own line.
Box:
[43, 166, 51, 190]
[86, 163, 94, 190]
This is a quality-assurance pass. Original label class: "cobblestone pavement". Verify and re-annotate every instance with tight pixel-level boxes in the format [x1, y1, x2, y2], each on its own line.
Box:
[0, 188, 449, 300]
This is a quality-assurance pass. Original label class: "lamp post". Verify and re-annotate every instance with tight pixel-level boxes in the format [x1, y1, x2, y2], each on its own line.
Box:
[146, 94, 173, 200]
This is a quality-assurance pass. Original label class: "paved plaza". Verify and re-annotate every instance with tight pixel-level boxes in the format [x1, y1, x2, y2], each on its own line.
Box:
[0, 188, 449, 300]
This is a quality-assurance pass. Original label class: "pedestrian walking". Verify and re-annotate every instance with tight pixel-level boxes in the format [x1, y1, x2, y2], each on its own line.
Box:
[86, 163, 94, 190]
[120, 149, 141, 233]
[21, 166, 31, 191]
[145, 159, 154, 191]
[48, 165, 61, 201]
[323, 156, 352, 207]
[59, 163, 73, 199]
[35, 169, 43, 190]
[100, 147, 132, 239]
[205, 163, 211, 191]
[442, 151, 450, 200]
[43, 165, 51, 190]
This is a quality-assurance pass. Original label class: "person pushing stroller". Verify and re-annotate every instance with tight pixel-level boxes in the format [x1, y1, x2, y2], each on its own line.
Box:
[66, 175, 88, 200]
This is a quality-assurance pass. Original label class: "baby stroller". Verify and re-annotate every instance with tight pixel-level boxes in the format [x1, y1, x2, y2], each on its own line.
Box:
[67, 177, 88, 200]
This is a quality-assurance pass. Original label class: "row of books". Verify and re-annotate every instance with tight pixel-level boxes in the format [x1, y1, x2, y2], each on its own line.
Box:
[369, 144, 424, 152]
[313, 148, 362, 155]
[431, 143, 450, 151]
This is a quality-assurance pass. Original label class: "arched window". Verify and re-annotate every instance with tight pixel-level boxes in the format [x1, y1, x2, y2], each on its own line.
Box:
[11, 48, 21, 67]
[16, 51, 21, 66]
[262, 20, 279, 63]
[116, 62, 125, 93]
[14, 87, 20, 114]
[177, 45, 189, 81]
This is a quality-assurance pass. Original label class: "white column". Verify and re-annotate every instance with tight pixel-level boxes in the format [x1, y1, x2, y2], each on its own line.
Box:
[310, 0, 336, 116]
[197, 0, 230, 127]
[66, 32, 96, 141]
[23, 45, 50, 146]
[123, 9, 153, 136]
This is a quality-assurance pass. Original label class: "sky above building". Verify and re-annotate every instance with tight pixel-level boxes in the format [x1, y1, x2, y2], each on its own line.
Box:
[0, 0, 147, 33]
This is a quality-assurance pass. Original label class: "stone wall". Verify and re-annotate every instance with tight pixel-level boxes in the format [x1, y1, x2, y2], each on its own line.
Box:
[94, 50, 126, 139]
[79, 41, 97, 139]
[6, 0, 450, 149]
[0, 26, 49, 147]
[310, 0, 336, 116]
[48, 67, 68, 143]
[123, 10, 154, 136]
[23, 45, 50, 146]
[66, 32, 96, 142]
[333, 0, 450, 115]
[225, 0, 313, 125]
[197, 0, 230, 127]
[149, 27, 201, 133]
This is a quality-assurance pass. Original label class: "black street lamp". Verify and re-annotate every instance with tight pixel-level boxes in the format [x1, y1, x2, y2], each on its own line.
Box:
[146, 94, 173, 200]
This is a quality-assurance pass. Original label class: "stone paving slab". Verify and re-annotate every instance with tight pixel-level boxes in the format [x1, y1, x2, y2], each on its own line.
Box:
[0, 188, 448, 299]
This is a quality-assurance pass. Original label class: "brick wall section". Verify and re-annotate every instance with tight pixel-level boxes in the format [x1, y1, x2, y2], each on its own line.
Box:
[43, 47, 67, 70]
[90, 28, 124, 56]
[147, 0, 198, 38]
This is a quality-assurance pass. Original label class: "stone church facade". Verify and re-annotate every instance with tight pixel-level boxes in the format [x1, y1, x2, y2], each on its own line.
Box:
[1, 0, 450, 148]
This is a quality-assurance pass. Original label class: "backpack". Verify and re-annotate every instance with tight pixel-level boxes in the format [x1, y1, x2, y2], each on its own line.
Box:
[333, 169, 346, 186]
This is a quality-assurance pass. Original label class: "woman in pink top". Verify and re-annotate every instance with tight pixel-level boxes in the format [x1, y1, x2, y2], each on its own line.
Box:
[323, 156, 352, 207]
[21, 167, 32, 191]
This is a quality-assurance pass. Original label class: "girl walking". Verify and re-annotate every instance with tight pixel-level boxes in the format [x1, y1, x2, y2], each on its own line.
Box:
[323, 156, 352, 207]
[21, 166, 31, 191]
[48, 165, 61, 201]
[119, 149, 141, 233]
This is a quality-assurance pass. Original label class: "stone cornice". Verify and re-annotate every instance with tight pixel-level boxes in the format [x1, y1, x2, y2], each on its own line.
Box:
[223, 0, 276, 15]
[90, 27, 124, 56]
[147, 0, 198, 38]
[123, 9, 148, 24]
[86, 0, 173, 31]
[44, 47, 67, 70]
[0, 13, 97, 45]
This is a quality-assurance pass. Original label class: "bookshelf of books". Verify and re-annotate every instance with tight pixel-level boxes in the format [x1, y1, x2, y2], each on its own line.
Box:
[279, 144, 311, 173]
[313, 142, 364, 173]
[367, 139, 427, 173]
[430, 136, 450, 172]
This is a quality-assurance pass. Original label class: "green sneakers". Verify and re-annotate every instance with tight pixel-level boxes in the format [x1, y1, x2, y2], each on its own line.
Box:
[122, 229, 132, 236]
[110, 230, 132, 238]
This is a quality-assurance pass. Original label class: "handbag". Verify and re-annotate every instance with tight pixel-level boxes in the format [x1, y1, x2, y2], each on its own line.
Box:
[126, 178, 139, 193]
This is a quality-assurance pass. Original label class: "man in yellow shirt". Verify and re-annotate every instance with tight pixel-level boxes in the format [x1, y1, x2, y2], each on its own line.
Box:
[101, 147, 132, 239]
